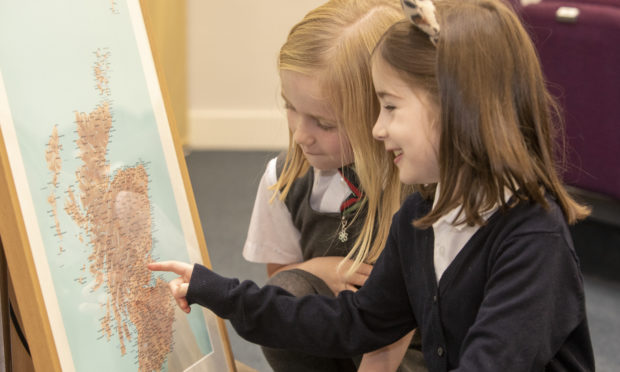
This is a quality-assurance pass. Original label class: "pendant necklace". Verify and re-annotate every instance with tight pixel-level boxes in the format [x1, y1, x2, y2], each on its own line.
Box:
[338, 215, 349, 242]
[337, 165, 361, 243]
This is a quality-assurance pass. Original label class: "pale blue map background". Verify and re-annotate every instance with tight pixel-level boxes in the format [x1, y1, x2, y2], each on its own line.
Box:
[0, 1, 213, 370]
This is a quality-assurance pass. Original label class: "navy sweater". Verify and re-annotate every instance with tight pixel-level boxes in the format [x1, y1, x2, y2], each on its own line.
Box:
[187, 193, 594, 371]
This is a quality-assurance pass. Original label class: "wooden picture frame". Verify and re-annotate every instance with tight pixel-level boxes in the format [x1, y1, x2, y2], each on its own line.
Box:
[0, 1, 235, 371]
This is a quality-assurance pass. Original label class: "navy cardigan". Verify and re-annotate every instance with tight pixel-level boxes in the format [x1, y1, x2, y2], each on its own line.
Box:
[187, 193, 594, 371]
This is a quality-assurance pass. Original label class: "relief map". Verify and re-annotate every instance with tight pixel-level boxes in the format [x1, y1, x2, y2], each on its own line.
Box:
[0, 1, 214, 371]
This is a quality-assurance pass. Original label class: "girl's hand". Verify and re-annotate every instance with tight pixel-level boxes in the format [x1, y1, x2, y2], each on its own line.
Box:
[147, 261, 194, 313]
[294, 257, 373, 295]
[358, 330, 415, 372]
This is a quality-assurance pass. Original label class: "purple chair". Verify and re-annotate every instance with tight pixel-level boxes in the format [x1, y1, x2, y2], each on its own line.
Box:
[517, 1, 620, 210]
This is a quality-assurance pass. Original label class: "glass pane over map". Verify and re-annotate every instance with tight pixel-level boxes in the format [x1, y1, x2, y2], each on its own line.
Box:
[0, 1, 226, 371]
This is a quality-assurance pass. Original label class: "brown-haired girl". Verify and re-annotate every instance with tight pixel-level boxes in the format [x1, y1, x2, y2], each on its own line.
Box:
[149, 0, 594, 370]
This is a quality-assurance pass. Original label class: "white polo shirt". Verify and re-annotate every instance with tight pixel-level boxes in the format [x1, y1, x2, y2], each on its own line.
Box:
[242, 158, 351, 264]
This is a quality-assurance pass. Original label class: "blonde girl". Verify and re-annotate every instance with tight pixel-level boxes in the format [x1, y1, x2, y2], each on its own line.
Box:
[241, 0, 423, 370]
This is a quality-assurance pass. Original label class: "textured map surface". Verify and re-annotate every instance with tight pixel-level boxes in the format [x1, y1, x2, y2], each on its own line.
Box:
[0, 1, 215, 371]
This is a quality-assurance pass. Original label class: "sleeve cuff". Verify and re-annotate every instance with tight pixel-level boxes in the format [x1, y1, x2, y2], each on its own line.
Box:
[186, 263, 240, 318]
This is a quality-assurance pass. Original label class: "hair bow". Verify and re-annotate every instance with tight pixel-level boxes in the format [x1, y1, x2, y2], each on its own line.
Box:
[400, 0, 440, 45]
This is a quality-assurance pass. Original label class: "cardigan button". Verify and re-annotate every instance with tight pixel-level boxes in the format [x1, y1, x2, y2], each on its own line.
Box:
[433, 295, 437, 303]
[437, 346, 444, 357]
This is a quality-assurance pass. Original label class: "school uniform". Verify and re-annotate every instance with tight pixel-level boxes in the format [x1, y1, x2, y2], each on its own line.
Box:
[243, 155, 363, 266]
[242, 155, 365, 372]
[187, 192, 594, 371]
[242, 155, 425, 371]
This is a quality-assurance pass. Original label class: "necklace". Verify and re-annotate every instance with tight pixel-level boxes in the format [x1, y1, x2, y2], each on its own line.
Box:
[337, 165, 362, 243]
[338, 216, 349, 242]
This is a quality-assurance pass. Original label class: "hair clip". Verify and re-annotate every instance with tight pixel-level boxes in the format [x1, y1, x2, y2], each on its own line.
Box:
[400, 0, 440, 46]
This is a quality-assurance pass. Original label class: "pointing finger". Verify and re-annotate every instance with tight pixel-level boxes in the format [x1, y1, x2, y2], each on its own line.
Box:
[148, 261, 192, 276]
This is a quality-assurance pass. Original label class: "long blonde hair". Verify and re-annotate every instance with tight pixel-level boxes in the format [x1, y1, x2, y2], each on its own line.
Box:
[272, 0, 408, 273]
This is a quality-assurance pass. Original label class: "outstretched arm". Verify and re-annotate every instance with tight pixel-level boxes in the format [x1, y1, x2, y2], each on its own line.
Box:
[148, 236, 414, 358]
[182, 261, 411, 357]
[148, 204, 419, 358]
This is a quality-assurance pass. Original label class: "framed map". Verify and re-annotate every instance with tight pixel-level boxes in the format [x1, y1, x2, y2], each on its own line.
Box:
[0, 1, 235, 371]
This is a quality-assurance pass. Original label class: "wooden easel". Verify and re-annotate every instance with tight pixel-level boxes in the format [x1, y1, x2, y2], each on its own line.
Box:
[0, 237, 35, 372]
[0, 1, 237, 370]
[0, 122, 59, 371]
[0, 236, 9, 372]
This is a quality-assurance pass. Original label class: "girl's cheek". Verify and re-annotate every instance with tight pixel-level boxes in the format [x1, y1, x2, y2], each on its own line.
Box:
[337, 133, 353, 157]
[286, 111, 299, 131]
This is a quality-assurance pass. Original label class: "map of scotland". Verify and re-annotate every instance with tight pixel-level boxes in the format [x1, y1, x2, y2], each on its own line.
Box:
[0, 1, 220, 371]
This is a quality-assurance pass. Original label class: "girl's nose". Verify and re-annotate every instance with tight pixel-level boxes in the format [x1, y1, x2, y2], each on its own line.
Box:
[293, 119, 315, 146]
[372, 120, 387, 140]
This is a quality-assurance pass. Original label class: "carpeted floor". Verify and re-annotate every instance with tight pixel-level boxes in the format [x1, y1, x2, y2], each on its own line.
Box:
[186, 150, 620, 372]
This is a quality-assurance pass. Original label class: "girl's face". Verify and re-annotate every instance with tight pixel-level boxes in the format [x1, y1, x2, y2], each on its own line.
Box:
[371, 58, 440, 185]
[280, 70, 354, 170]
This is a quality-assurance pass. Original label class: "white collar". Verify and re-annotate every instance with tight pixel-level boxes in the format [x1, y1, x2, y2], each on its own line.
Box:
[431, 183, 511, 231]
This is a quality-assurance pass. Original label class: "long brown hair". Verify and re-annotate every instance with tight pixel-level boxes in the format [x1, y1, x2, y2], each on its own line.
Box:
[375, 0, 589, 227]
[273, 0, 410, 270]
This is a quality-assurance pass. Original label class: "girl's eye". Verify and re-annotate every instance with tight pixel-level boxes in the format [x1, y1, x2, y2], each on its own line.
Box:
[383, 105, 396, 111]
[317, 121, 336, 131]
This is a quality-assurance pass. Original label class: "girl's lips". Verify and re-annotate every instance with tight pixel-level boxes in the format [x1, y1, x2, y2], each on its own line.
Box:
[393, 149, 403, 164]
[301, 148, 320, 156]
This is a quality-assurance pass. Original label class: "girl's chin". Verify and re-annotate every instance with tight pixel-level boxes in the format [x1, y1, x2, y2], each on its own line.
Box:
[397, 171, 420, 185]
[305, 155, 346, 171]
[307, 159, 335, 171]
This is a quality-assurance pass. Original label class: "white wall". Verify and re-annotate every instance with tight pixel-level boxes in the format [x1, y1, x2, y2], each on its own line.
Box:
[187, 0, 323, 150]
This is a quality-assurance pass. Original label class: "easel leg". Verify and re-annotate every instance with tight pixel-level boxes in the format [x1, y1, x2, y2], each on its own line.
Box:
[1, 236, 12, 372]
[0, 237, 34, 372]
